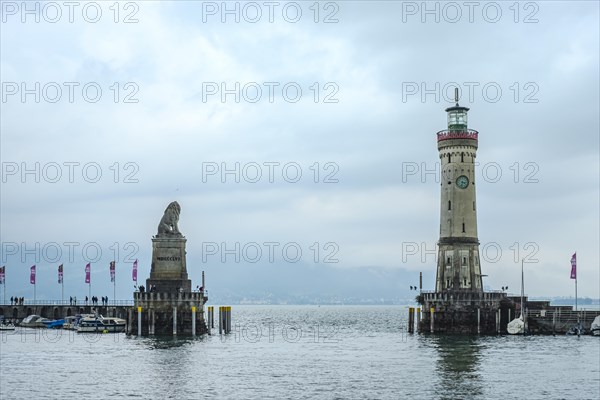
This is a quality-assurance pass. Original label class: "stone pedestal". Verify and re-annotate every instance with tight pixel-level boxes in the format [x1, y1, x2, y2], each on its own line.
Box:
[419, 290, 508, 334]
[146, 237, 191, 293]
[129, 292, 208, 336]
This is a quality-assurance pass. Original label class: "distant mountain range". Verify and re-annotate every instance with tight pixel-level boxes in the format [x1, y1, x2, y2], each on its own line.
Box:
[204, 261, 432, 305]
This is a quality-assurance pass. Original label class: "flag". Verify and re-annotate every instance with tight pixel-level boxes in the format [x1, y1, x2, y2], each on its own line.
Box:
[132, 259, 138, 282]
[570, 253, 577, 279]
[30, 265, 36, 284]
[0, 266, 5, 284]
[110, 261, 115, 283]
[85, 263, 91, 284]
[58, 264, 63, 284]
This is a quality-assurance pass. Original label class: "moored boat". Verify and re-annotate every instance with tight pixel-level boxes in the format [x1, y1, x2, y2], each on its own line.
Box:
[507, 315, 525, 335]
[508, 260, 527, 335]
[591, 315, 600, 336]
[44, 319, 65, 329]
[20, 315, 50, 328]
[77, 315, 126, 333]
[62, 316, 79, 330]
[0, 322, 16, 331]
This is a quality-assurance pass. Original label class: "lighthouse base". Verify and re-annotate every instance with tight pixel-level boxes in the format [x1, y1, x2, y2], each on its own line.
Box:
[419, 291, 509, 334]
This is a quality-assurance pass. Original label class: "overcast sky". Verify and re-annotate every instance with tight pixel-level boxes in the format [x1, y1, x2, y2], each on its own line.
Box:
[1, 0, 598, 301]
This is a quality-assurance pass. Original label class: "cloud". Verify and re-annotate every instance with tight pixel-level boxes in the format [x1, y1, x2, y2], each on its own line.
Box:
[1, 1, 598, 300]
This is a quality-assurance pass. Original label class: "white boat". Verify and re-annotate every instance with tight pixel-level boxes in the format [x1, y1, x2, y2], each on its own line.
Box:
[77, 315, 126, 333]
[62, 316, 79, 330]
[20, 315, 50, 328]
[0, 323, 16, 331]
[507, 315, 525, 335]
[508, 260, 526, 335]
[591, 315, 600, 336]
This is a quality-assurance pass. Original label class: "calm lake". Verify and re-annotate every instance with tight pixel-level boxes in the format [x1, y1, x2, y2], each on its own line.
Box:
[1, 305, 599, 399]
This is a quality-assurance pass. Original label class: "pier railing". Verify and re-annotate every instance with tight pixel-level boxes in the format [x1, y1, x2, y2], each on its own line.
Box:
[0, 300, 134, 306]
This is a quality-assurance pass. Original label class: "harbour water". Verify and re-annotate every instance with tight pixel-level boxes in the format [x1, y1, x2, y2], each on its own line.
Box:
[1, 306, 599, 399]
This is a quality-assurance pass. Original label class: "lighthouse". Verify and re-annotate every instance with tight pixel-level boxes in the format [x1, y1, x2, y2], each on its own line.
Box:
[419, 91, 508, 334]
[435, 90, 483, 293]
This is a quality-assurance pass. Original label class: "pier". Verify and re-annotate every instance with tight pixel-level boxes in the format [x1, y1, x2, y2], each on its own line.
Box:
[0, 300, 131, 321]
[413, 292, 599, 334]
[129, 291, 208, 336]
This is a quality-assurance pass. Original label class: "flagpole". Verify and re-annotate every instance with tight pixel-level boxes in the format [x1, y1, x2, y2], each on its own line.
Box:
[62, 278, 64, 304]
[113, 265, 116, 306]
[575, 267, 579, 335]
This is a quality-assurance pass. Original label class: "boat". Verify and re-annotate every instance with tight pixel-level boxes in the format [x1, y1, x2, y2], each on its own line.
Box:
[507, 260, 526, 335]
[62, 316, 79, 330]
[20, 315, 50, 328]
[0, 321, 16, 331]
[44, 319, 65, 329]
[507, 315, 525, 335]
[77, 315, 126, 333]
[590, 316, 600, 336]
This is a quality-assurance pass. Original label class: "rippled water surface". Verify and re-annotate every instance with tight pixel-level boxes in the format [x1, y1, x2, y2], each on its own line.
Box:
[1, 306, 599, 399]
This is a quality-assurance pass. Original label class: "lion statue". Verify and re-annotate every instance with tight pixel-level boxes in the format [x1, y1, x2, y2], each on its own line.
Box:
[157, 201, 182, 237]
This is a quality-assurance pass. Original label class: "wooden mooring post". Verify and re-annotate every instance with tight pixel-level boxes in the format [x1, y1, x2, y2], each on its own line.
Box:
[408, 307, 414, 333]
[496, 309, 501, 334]
[430, 307, 435, 333]
[137, 307, 142, 336]
[218, 306, 222, 334]
[192, 306, 196, 337]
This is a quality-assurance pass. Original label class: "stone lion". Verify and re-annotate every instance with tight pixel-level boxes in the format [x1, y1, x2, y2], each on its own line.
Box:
[157, 201, 182, 237]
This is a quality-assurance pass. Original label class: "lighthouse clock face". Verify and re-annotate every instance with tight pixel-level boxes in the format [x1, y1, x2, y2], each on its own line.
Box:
[456, 175, 469, 189]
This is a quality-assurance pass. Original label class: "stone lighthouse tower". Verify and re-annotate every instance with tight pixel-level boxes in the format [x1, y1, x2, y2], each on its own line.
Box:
[435, 93, 483, 293]
[419, 92, 508, 334]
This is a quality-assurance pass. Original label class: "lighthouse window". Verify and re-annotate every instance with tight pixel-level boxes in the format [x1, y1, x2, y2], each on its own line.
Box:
[448, 201, 451, 210]
[446, 257, 451, 264]
[447, 154, 451, 163]
[473, 201, 475, 210]
[462, 223, 465, 233]
[463, 257, 467, 264]
[461, 153, 464, 162]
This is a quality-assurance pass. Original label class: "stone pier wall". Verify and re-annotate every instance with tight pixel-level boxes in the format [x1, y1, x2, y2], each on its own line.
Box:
[419, 291, 507, 334]
[129, 291, 208, 336]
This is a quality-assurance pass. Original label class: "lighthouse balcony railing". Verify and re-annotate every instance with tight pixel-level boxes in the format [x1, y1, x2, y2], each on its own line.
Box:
[436, 129, 478, 142]
[134, 290, 207, 303]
